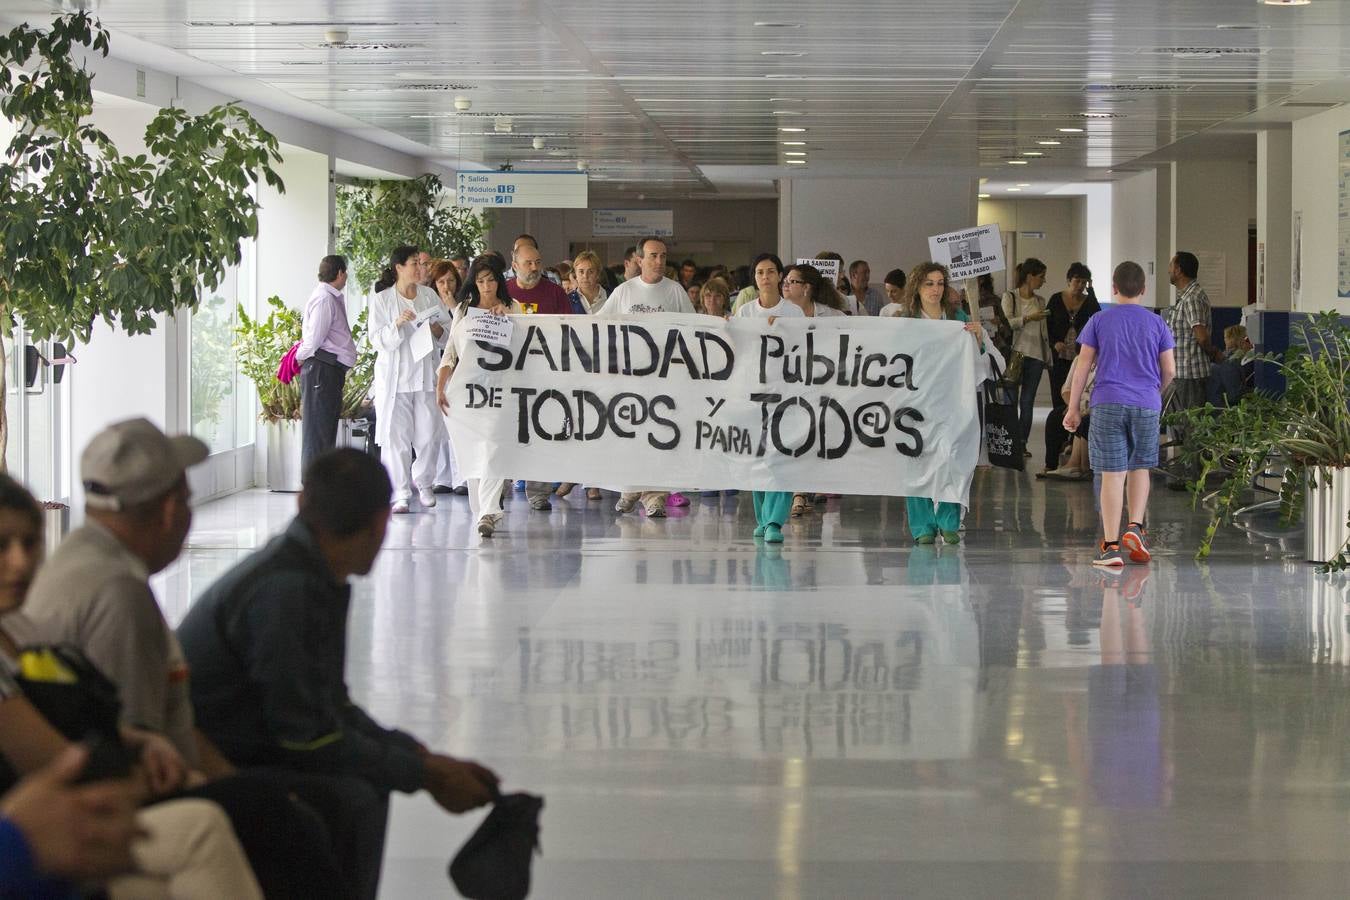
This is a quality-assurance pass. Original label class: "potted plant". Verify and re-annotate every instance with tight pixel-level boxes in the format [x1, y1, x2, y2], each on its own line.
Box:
[0, 13, 283, 465]
[1171, 311, 1350, 572]
[235, 297, 376, 490]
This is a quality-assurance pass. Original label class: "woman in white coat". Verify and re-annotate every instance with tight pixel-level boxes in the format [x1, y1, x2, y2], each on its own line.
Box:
[370, 244, 446, 513]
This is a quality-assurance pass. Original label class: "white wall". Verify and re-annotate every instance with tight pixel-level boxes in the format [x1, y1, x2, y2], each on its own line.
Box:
[1291, 104, 1350, 314]
[780, 176, 978, 275]
[1257, 130, 1292, 311]
[487, 199, 779, 270]
[1171, 159, 1255, 308]
[976, 197, 1085, 295]
[1112, 170, 1161, 304]
[257, 145, 332, 312]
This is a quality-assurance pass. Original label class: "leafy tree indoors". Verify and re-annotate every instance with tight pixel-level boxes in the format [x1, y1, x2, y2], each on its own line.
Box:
[0, 13, 284, 465]
[336, 174, 493, 292]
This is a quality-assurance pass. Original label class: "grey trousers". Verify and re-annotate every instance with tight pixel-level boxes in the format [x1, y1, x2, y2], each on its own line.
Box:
[300, 356, 347, 472]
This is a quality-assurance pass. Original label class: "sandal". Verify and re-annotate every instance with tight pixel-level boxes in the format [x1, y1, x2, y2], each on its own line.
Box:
[587, 487, 601, 501]
[790, 494, 810, 517]
[555, 482, 575, 498]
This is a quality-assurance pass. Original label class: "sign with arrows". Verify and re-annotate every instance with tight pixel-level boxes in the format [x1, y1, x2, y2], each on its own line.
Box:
[454, 171, 588, 208]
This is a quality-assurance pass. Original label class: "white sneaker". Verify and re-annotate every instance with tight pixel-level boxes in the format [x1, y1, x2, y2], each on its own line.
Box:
[392, 501, 411, 514]
[418, 489, 437, 508]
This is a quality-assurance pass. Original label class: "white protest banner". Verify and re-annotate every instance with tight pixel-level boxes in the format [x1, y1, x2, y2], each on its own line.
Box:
[797, 257, 840, 286]
[445, 315, 981, 503]
[928, 224, 1005, 281]
[464, 307, 514, 346]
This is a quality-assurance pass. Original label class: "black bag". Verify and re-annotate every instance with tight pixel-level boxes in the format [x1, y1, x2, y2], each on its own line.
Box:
[983, 365, 1025, 471]
[449, 791, 544, 900]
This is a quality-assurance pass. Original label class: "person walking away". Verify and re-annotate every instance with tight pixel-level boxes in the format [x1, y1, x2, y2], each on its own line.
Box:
[1064, 262, 1176, 568]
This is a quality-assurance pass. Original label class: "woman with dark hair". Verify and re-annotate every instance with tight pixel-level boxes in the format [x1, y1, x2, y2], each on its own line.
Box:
[782, 263, 846, 319]
[878, 268, 908, 316]
[1045, 262, 1101, 424]
[426, 259, 468, 495]
[1000, 257, 1050, 452]
[899, 262, 985, 544]
[974, 273, 1013, 358]
[437, 260, 523, 538]
[371, 245, 448, 514]
[735, 253, 798, 320]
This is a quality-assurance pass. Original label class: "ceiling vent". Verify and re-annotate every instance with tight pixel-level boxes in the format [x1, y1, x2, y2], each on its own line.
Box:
[1147, 46, 1268, 58]
[1087, 83, 1187, 92]
[301, 41, 426, 51]
[393, 82, 477, 92]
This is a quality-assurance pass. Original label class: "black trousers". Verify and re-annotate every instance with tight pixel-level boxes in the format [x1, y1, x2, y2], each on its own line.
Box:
[1049, 357, 1072, 412]
[1045, 405, 1090, 471]
[179, 773, 351, 899]
[301, 355, 348, 471]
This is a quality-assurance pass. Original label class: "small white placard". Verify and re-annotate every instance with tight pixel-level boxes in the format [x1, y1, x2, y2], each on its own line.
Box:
[465, 307, 515, 346]
[592, 209, 675, 237]
[928, 224, 1006, 281]
[797, 257, 840, 285]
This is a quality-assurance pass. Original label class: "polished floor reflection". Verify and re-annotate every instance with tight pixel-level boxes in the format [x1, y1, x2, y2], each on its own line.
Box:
[156, 471, 1350, 899]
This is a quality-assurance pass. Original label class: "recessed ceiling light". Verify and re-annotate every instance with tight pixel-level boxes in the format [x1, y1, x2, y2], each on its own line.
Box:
[1038, 139, 1062, 145]
[1022, 151, 1044, 157]
[781, 141, 807, 146]
[1016, 183, 1031, 187]
[772, 110, 803, 116]
[1260, 0, 1310, 6]
[1217, 23, 1271, 29]
[754, 21, 803, 27]
[1058, 127, 1084, 133]
[769, 97, 804, 102]
[785, 159, 808, 165]
[409, 113, 456, 119]
[1008, 159, 1029, 165]
[1006, 187, 1022, 192]
[761, 51, 807, 57]
[784, 151, 807, 156]
[978, 193, 991, 199]
[779, 127, 807, 132]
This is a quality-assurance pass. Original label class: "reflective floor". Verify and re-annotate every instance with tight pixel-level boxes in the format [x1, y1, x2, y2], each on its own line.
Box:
[155, 466, 1350, 899]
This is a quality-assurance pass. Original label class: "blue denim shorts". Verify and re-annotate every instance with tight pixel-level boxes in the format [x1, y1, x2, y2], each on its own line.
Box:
[1088, 404, 1160, 473]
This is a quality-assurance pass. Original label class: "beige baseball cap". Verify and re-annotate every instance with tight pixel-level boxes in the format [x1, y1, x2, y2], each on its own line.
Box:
[81, 418, 209, 511]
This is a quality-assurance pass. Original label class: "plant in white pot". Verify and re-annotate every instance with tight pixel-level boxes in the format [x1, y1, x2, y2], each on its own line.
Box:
[1170, 311, 1350, 572]
[235, 297, 374, 490]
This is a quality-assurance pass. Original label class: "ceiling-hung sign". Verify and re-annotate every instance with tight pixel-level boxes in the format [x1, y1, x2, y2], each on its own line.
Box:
[455, 171, 588, 208]
[592, 209, 674, 237]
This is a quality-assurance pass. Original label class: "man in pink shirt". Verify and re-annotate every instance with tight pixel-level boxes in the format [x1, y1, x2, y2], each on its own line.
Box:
[297, 255, 358, 469]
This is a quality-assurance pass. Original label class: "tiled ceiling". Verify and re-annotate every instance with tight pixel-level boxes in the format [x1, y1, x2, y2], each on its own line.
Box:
[6, 0, 1350, 197]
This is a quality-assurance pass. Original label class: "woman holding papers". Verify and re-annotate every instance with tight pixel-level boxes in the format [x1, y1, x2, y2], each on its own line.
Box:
[371, 245, 449, 514]
[901, 262, 986, 545]
[436, 260, 523, 538]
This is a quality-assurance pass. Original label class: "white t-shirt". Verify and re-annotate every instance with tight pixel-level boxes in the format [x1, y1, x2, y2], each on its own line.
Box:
[809, 304, 847, 318]
[878, 303, 906, 318]
[736, 297, 804, 319]
[595, 277, 695, 316]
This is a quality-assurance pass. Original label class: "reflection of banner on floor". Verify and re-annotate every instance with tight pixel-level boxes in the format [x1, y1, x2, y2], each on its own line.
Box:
[445, 313, 980, 504]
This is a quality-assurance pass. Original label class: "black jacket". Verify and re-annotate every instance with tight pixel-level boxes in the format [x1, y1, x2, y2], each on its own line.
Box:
[1047, 292, 1102, 350]
[177, 518, 425, 793]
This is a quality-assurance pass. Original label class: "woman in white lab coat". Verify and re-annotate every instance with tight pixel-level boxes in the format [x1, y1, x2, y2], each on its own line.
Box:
[370, 244, 446, 513]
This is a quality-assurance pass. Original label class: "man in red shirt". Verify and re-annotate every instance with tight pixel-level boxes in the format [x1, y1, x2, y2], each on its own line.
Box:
[507, 241, 570, 314]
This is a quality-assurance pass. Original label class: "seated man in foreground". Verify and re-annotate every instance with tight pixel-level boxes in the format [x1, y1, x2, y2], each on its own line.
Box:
[176, 449, 499, 894]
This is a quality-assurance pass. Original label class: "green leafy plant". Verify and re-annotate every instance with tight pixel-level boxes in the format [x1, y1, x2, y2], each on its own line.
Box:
[335, 174, 493, 291]
[0, 12, 283, 463]
[1170, 311, 1350, 572]
[235, 296, 375, 423]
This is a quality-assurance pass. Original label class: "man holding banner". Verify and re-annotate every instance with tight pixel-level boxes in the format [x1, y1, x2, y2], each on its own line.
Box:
[595, 235, 696, 517]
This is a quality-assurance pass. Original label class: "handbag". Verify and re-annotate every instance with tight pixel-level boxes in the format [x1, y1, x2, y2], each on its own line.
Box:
[983, 360, 1025, 471]
[449, 791, 544, 900]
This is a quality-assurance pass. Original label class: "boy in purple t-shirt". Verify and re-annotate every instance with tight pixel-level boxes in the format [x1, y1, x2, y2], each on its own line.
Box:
[1064, 262, 1176, 568]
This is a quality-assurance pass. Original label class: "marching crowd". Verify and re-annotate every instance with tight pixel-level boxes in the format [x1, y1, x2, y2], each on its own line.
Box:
[0, 231, 1235, 895]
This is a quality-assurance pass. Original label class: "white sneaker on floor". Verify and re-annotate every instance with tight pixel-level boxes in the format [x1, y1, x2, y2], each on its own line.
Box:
[418, 490, 437, 508]
[392, 501, 411, 514]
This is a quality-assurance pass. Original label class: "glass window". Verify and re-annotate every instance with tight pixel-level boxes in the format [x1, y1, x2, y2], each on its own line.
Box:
[190, 236, 256, 454]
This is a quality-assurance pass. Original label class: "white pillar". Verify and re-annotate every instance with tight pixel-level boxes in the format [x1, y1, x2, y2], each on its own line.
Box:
[1257, 130, 1293, 311]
